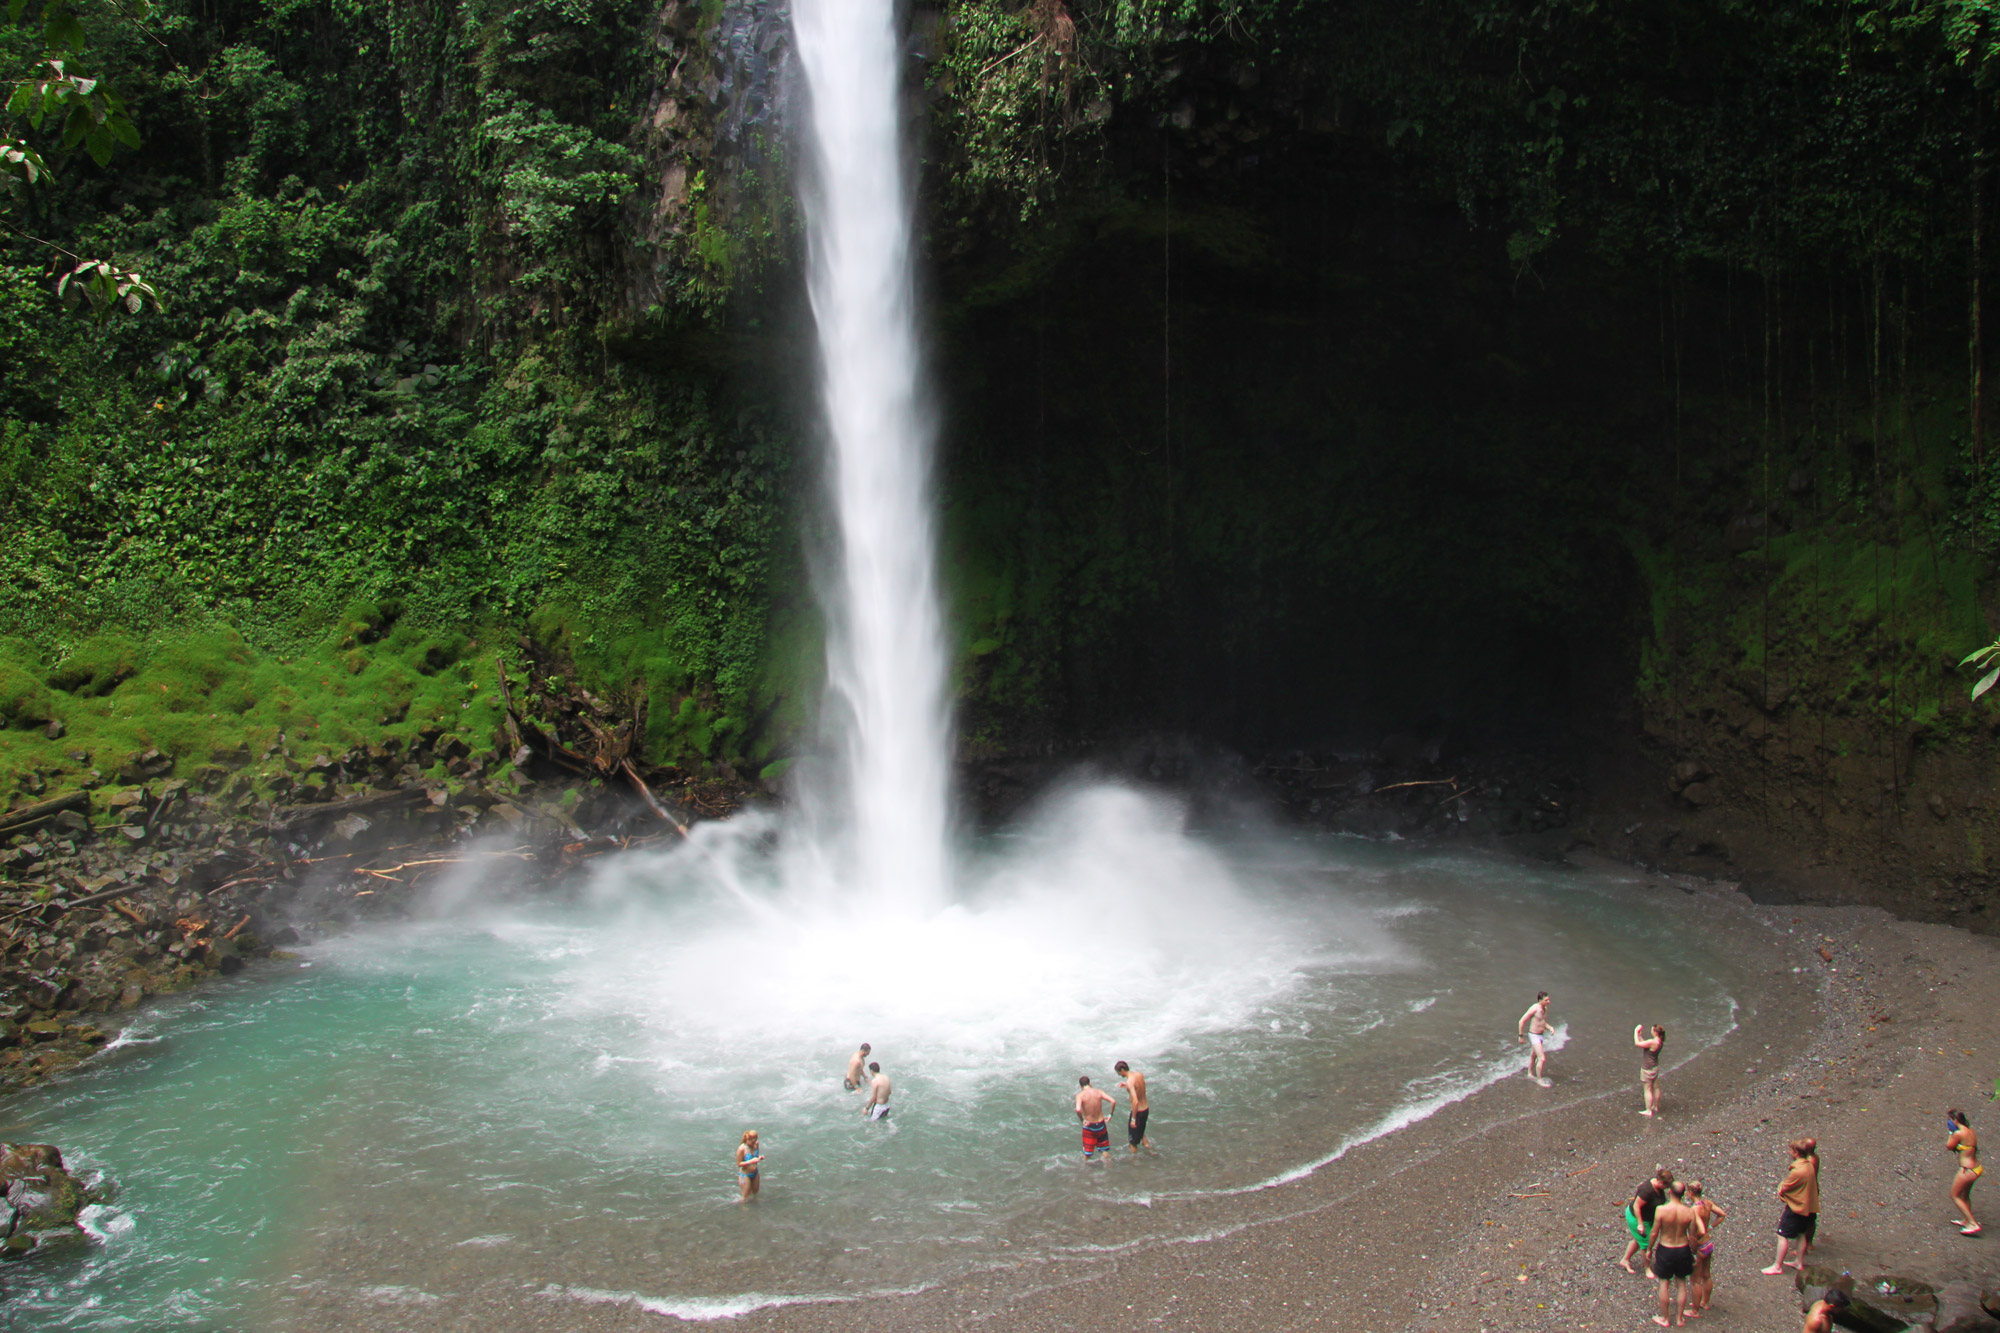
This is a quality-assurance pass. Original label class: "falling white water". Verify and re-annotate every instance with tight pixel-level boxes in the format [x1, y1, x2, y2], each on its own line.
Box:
[793, 0, 951, 907]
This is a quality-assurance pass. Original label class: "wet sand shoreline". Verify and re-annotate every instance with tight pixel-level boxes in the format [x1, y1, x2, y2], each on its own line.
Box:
[254, 853, 1987, 1333]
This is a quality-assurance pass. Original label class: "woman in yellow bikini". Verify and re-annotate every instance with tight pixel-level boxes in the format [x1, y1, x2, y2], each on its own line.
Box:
[1948, 1109, 1981, 1236]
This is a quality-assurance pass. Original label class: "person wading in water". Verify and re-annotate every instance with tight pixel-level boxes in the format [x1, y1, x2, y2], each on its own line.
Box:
[1517, 991, 1554, 1086]
[1115, 1061, 1150, 1154]
[845, 1042, 871, 1092]
[1075, 1076, 1117, 1163]
[734, 1130, 763, 1204]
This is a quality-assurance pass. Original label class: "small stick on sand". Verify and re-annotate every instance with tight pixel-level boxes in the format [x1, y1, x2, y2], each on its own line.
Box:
[1567, 1163, 1600, 1177]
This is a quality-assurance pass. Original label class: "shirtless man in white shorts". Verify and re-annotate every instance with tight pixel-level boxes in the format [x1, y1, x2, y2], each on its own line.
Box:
[1517, 991, 1554, 1086]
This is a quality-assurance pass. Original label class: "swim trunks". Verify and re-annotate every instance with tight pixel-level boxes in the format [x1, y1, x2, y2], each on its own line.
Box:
[1640, 1067, 1659, 1083]
[868, 1103, 890, 1121]
[1776, 1208, 1817, 1240]
[843, 1078, 859, 1092]
[1129, 1109, 1149, 1146]
[1082, 1120, 1110, 1155]
[1624, 1205, 1647, 1247]
[1530, 1033, 1546, 1052]
[1653, 1244, 1695, 1280]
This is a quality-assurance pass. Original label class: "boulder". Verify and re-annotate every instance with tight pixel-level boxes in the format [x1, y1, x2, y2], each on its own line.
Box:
[1983, 1286, 2000, 1319]
[4, 1164, 87, 1232]
[1938, 1282, 2000, 1333]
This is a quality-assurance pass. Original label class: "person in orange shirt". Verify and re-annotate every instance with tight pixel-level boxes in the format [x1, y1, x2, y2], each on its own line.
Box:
[1761, 1138, 1819, 1274]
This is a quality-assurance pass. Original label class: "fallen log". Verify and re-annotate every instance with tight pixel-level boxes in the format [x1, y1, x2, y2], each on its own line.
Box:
[0, 791, 91, 838]
[268, 785, 428, 832]
[620, 759, 688, 838]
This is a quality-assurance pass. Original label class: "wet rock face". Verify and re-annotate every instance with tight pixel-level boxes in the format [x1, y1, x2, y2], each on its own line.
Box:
[0, 1142, 97, 1255]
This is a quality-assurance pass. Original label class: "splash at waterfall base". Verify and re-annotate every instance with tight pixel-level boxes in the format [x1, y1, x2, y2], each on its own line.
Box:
[11, 782, 1973, 1333]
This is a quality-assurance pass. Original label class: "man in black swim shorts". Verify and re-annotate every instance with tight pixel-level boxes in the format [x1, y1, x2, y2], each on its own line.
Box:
[1647, 1182, 1706, 1327]
[1115, 1061, 1150, 1153]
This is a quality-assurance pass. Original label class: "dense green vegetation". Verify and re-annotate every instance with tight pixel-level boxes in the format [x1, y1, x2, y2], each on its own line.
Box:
[1, 0, 804, 794]
[8, 0, 2000, 800]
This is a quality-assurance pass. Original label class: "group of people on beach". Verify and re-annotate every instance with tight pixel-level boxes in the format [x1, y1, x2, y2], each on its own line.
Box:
[1519, 990, 1983, 1329]
[731, 1044, 1155, 1201]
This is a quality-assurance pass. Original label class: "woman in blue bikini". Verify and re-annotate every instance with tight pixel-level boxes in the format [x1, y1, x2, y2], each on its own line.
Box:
[735, 1129, 763, 1204]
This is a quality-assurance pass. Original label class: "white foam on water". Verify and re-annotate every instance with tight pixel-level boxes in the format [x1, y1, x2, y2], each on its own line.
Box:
[549, 1283, 881, 1323]
[1166, 1023, 1576, 1199]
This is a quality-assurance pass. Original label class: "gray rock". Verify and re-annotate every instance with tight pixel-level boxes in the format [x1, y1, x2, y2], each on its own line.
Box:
[1938, 1281, 2000, 1333]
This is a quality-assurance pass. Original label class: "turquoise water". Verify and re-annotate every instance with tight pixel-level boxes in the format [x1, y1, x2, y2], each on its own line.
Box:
[0, 803, 1749, 1328]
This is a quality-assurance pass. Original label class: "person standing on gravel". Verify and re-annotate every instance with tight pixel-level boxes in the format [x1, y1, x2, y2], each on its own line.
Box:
[1634, 1023, 1666, 1116]
[1761, 1137, 1820, 1274]
[1517, 991, 1554, 1086]
[1947, 1108, 1981, 1236]
[1620, 1167, 1674, 1275]
[1645, 1181, 1706, 1327]
[1686, 1179, 1726, 1314]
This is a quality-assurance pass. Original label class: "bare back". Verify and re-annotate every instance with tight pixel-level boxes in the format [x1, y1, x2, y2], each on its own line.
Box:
[1075, 1086, 1114, 1122]
[1651, 1199, 1703, 1248]
[1121, 1069, 1148, 1112]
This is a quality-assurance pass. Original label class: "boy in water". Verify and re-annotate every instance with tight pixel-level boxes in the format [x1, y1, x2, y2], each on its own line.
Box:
[1115, 1061, 1150, 1153]
[1075, 1076, 1117, 1162]
[861, 1061, 892, 1121]
[1517, 991, 1554, 1086]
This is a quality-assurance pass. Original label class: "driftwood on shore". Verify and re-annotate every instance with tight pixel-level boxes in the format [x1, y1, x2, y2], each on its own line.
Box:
[0, 792, 91, 840]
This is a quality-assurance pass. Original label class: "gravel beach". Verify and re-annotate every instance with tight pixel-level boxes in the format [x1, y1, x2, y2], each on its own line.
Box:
[260, 858, 1999, 1333]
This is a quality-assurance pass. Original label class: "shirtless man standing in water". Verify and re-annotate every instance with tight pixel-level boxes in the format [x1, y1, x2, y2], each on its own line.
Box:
[1075, 1076, 1117, 1162]
[1647, 1181, 1707, 1327]
[1115, 1061, 1150, 1153]
[1517, 991, 1554, 1086]
[861, 1062, 891, 1121]
[844, 1043, 871, 1092]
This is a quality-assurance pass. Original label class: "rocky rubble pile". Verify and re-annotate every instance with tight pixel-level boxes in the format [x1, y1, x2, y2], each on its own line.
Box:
[0, 724, 754, 1095]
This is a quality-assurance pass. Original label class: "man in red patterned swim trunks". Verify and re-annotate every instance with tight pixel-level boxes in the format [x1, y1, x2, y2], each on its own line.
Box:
[1075, 1076, 1117, 1162]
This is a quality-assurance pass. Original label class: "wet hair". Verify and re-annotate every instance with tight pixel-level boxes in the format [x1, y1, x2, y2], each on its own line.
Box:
[1823, 1289, 1851, 1309]
[868, 1062, 880, 1074]
[1536, 991, 1549, 1002]
[1114, 1061, 1130, 1073]
[1669, 1182, 1686, 1199]
[859, 1043, 870, 1053]
[1079, 1075, 1092, 1087]
[1950, 1108, 1970, 1128]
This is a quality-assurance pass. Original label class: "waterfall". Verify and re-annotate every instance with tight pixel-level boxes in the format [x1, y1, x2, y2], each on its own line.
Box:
[792, 0, 952, 907]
